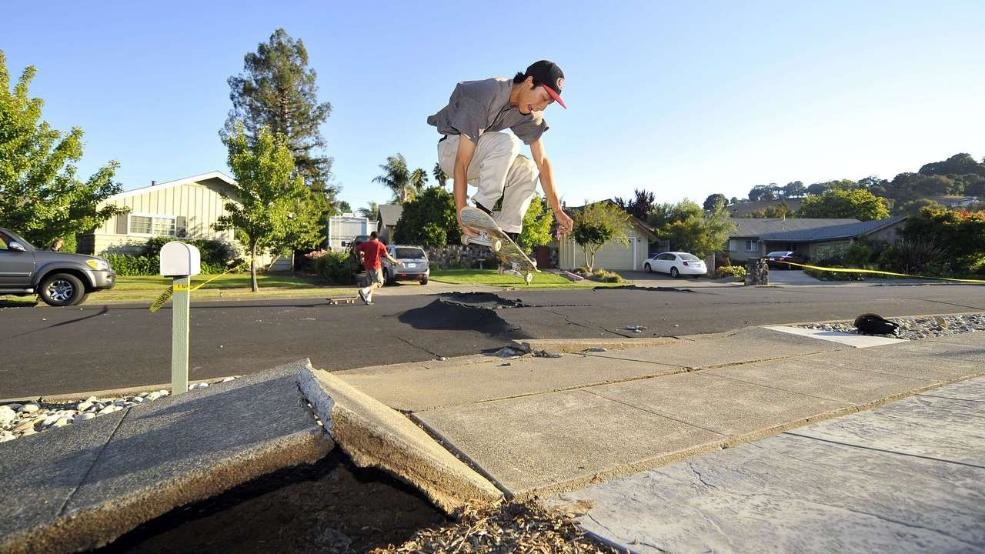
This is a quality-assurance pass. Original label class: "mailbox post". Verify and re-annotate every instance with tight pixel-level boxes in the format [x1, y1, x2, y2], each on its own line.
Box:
[160, 242, 201, 394]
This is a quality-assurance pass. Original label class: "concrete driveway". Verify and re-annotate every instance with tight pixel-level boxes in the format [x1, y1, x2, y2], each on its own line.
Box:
[768, 269, 823, 285]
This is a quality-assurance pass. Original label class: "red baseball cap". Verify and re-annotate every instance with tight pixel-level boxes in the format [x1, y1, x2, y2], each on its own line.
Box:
[525, 60, 566, 109]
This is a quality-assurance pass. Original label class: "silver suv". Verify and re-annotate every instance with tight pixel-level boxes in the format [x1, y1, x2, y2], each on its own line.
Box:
[0, 227, 116, 306]
[383, 245, 430, 285]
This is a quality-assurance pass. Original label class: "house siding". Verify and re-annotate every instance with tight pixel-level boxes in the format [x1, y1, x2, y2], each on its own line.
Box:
[558, 228, 649, 270]
[82, 179, 237, 255]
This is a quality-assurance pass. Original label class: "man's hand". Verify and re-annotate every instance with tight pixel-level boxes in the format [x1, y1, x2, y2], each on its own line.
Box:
[457, 206, 480, 240]
[554, 207, 574, 238]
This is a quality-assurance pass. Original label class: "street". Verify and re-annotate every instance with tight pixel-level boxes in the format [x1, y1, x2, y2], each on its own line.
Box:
[1, 283, 983, 399]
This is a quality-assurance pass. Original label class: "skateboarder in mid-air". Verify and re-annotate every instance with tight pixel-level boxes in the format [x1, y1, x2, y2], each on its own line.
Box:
[427, 60, 574, 248]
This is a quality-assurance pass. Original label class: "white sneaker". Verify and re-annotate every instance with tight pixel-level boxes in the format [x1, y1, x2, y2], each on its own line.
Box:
[366, 289, 373, 304]
[465, 231, 494, 248]
[358, 287, 370, 305]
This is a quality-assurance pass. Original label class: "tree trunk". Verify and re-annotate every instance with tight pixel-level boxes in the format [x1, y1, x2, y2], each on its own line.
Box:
[250, 244, 259, 292]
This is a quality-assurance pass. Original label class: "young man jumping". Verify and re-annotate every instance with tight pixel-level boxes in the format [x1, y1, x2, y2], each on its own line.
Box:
[427, 60, 574, 246]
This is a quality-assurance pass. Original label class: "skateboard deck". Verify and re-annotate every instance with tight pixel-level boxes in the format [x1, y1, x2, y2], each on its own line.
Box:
[328, 297, 357, 305]
[460, 206, 539, 284]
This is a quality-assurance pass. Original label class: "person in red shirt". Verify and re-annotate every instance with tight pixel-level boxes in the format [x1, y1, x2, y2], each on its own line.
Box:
[356, 232, 400, 305]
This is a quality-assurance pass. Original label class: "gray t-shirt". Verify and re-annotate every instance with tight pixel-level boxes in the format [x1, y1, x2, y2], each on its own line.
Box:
[426, 78, 549, 145]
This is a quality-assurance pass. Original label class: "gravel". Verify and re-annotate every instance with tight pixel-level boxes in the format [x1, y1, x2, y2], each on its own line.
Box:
[0, 377, 239, 443]
[799, 313, 985, 341]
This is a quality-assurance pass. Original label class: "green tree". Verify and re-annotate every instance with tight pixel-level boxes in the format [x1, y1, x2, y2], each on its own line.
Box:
[373, 154, 415, 203]
[652, 200, 734, 257]
[393, 186, 460, 247]
[797, 188, 891, 221]
[215, 125, 312, 291]
[919, 153, 985, 178]
[432, 163, 448, 189]
[782, 181, 806, 198]
[0, 51, 124, 249]
[614, 189, 656, 220]
[358, 201, 379, 219]
[572, 201, 631, 271]
[410, 167, 429, 195]
[517, 195, 554, 253]
[224, 28, 337, 211]
[703, 193, 728, 211]
[901, 206, 985, 274]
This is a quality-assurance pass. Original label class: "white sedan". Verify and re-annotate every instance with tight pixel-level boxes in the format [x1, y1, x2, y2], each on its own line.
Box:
[643, 252, 707, 278]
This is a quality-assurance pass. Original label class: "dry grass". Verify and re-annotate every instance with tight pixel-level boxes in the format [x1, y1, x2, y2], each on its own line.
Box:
[372, 501, 622, 554]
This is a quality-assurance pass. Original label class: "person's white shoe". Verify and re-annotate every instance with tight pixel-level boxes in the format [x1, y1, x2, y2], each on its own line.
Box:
[358, 287, 370, 305]
[366, 289, 373, 304]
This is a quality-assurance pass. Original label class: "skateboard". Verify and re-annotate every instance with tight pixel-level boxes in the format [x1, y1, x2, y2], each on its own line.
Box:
[328, 297, 357, 305]
[459, 206, 539, 284]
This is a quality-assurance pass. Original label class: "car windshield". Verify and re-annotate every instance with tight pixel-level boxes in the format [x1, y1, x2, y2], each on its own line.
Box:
[394, 247, 425, 259]
[680, 254, 700, 261]
[766, 251, 792, 257]
[1, 230, 34, 250]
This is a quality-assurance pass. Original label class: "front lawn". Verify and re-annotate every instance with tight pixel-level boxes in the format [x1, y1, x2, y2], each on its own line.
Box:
[1, 273, 353, 306]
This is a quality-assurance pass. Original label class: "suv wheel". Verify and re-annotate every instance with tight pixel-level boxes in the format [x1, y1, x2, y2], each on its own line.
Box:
[39, 273, 87, 306]
[420, 276, 428, 285]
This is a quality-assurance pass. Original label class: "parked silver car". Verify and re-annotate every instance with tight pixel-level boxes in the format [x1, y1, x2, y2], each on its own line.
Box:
[0, 227, 116, 306]
[383, 245, 429, 285]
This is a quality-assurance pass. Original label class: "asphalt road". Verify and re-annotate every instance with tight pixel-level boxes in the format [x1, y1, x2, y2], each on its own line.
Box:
[2, 283, 983, 399]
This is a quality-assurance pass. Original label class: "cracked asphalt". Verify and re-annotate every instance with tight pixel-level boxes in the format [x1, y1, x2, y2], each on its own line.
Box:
[1, 284, 982, 398]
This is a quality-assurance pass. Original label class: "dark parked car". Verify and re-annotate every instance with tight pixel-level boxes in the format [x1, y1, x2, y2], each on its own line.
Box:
[765, 251, 806, 270]
[383, 245, 430, 285]
[0, 227, 116, 306]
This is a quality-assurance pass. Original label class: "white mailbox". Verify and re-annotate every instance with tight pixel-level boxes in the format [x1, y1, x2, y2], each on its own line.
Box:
[160, 241, 201, 276]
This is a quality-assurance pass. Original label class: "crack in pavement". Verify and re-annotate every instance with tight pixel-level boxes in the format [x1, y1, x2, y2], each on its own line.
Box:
[782, 431, 985, 470]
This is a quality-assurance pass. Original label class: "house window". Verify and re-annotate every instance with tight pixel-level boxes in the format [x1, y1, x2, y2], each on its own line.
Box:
[745, 240, 758, 252]
[129, 214, 176, 236]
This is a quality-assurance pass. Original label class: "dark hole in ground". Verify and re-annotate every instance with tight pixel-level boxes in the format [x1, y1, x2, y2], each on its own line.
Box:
[96, 448, 449, 553]
[398, 297, 528, 338]
[437, 291, 527, 308]
[594, 285, 695, 293]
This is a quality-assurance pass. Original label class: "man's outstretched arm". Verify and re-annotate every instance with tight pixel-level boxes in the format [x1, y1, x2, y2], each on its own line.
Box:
[530, 139, 573, 236]
[453, 135, 478, 236]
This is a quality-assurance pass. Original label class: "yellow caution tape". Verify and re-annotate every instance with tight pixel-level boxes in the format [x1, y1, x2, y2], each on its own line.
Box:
[779, 261, 985, 284]
[148, 268, 241, 312]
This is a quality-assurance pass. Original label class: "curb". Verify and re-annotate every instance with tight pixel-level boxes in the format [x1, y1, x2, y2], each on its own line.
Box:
[298, 367, 503, 514]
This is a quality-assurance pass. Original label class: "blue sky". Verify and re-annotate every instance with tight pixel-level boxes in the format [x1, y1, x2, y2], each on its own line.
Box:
[4, 0, 984, 212]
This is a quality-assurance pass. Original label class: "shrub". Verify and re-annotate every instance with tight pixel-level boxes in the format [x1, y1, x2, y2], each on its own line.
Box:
[592, 269, 624, 283]
[103, 254, 157, 276]
[715, 265, 747, 281]
[315, 251, 357, 284]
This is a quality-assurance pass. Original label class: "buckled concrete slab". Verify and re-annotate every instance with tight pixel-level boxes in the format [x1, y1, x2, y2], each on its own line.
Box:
[0, 360, 332, 553]
[335, 326, 985, 502]
[298, 367, 502, 514]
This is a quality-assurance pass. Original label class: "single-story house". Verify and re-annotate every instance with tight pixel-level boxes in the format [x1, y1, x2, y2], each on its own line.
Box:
[79, 171, 240, 255]
[79, 170, 289, 270]
[376, 204, 404, 243]
[728, 216, 908, 262]
[557, 215, 658, 271]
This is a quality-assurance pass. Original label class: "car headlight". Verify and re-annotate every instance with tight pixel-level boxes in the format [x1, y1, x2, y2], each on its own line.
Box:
[86, 259, 110, 271]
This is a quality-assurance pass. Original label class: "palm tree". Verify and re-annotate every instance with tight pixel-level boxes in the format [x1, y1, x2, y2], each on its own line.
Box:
[373, 154, 413, 203]
[359, 201, 379, 219]
[432, 162, 448, 189]
[410, 168, 429, 197]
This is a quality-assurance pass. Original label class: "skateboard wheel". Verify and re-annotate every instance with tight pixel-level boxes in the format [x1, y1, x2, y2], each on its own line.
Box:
[491, 240, 502, 252]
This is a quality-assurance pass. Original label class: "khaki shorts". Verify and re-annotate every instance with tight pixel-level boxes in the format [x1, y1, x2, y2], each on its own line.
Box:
[366, 267, 383, 285]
